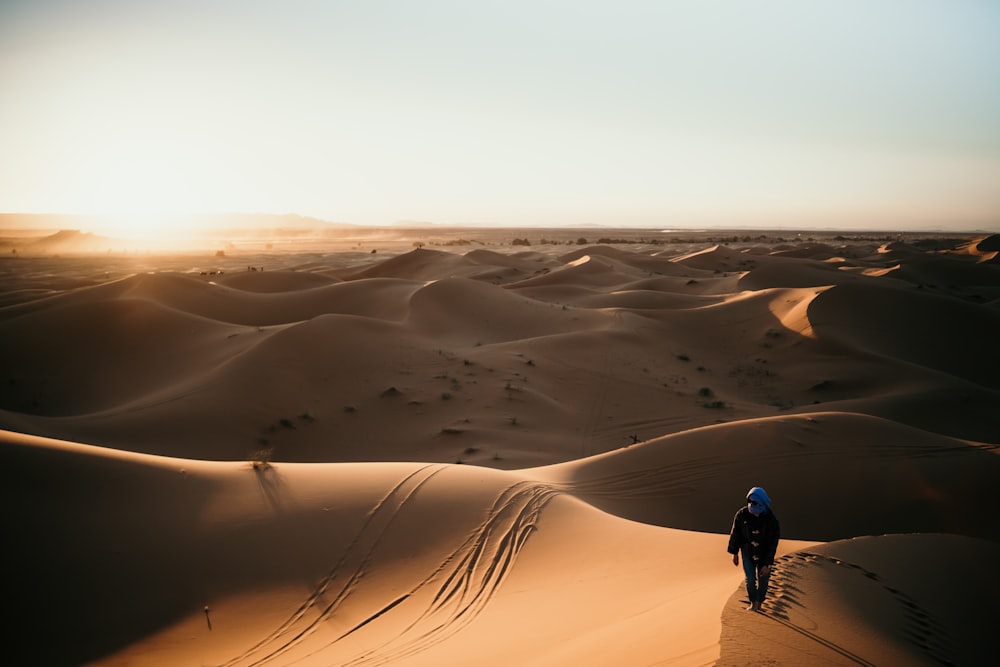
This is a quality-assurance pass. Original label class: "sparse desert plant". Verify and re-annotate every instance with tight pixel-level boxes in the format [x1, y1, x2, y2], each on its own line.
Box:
[344, 404, 357, 413]
[698, 387, 714, 397]
[381, 386, 402, 397]
[441, 392, 453, 400]
[504, 381, 524, 398]
[279, 417, 295, 429]
[703, 400, 727, 409]
[250, 445, 274, 471]
[677, 353, 691, 362]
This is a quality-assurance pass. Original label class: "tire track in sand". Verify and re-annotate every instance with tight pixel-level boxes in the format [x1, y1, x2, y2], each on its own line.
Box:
[331, 480, 560, 666]
[219, 464, 445, 667]
[220, 473, 559, 667]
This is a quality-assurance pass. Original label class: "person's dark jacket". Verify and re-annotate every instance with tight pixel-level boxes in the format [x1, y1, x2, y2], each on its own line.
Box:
[727, 506, 780, 566]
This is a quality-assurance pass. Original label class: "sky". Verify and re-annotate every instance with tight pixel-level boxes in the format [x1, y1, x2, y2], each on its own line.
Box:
[1, 0, 999, 234]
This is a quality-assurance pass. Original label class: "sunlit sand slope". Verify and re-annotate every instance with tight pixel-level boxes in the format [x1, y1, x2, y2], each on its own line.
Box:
[3, 430, 811, 666]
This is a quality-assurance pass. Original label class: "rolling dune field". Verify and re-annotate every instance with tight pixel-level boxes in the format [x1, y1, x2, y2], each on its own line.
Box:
[2, 228, 998, 666]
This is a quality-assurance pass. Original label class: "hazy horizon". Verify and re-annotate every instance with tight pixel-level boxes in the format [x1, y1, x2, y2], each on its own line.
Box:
[3, 211, 997, 235]
[2, 1, 999, 238]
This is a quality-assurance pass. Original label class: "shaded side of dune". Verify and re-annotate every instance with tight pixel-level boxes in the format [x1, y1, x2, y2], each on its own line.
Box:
[534, 412, 1000, 542]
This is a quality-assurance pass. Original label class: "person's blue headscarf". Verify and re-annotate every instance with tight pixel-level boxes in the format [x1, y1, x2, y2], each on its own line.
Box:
[747, 486, 771, 516]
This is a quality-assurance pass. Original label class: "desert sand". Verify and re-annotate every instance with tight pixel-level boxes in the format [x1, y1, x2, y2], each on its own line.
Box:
[1, 227, 998, 666]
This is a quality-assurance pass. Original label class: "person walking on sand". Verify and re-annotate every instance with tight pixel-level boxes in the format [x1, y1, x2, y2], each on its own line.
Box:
[728, 486, 780, 612]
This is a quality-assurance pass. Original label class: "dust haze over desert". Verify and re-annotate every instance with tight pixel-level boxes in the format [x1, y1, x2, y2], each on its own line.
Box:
[3, 1, 1000, 665]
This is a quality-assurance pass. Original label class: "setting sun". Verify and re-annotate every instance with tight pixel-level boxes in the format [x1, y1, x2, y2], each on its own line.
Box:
[91, 211, 191, 243]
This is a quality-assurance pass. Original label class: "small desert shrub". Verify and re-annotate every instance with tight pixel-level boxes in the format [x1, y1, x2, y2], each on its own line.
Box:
[250, 446, 274, 470]
[441, 392, 453, 400]
[677, 353, 691, 362]
[703, 400, 727, 409]
[279, 418, 295, 429]
[698, 387, 714, 397]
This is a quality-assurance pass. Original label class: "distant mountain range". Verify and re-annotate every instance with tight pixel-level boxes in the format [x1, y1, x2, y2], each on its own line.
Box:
[0, 212, 355, 233]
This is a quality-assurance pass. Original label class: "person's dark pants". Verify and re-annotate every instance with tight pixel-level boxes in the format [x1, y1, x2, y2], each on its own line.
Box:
[741, 545, 771, 604]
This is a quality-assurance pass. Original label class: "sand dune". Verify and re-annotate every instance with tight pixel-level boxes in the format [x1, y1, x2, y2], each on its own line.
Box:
[1, 230, 998, 665]
[533, 412, 999, 541]
[718, 533, 998, 666]
[218, 270, 343, 293]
